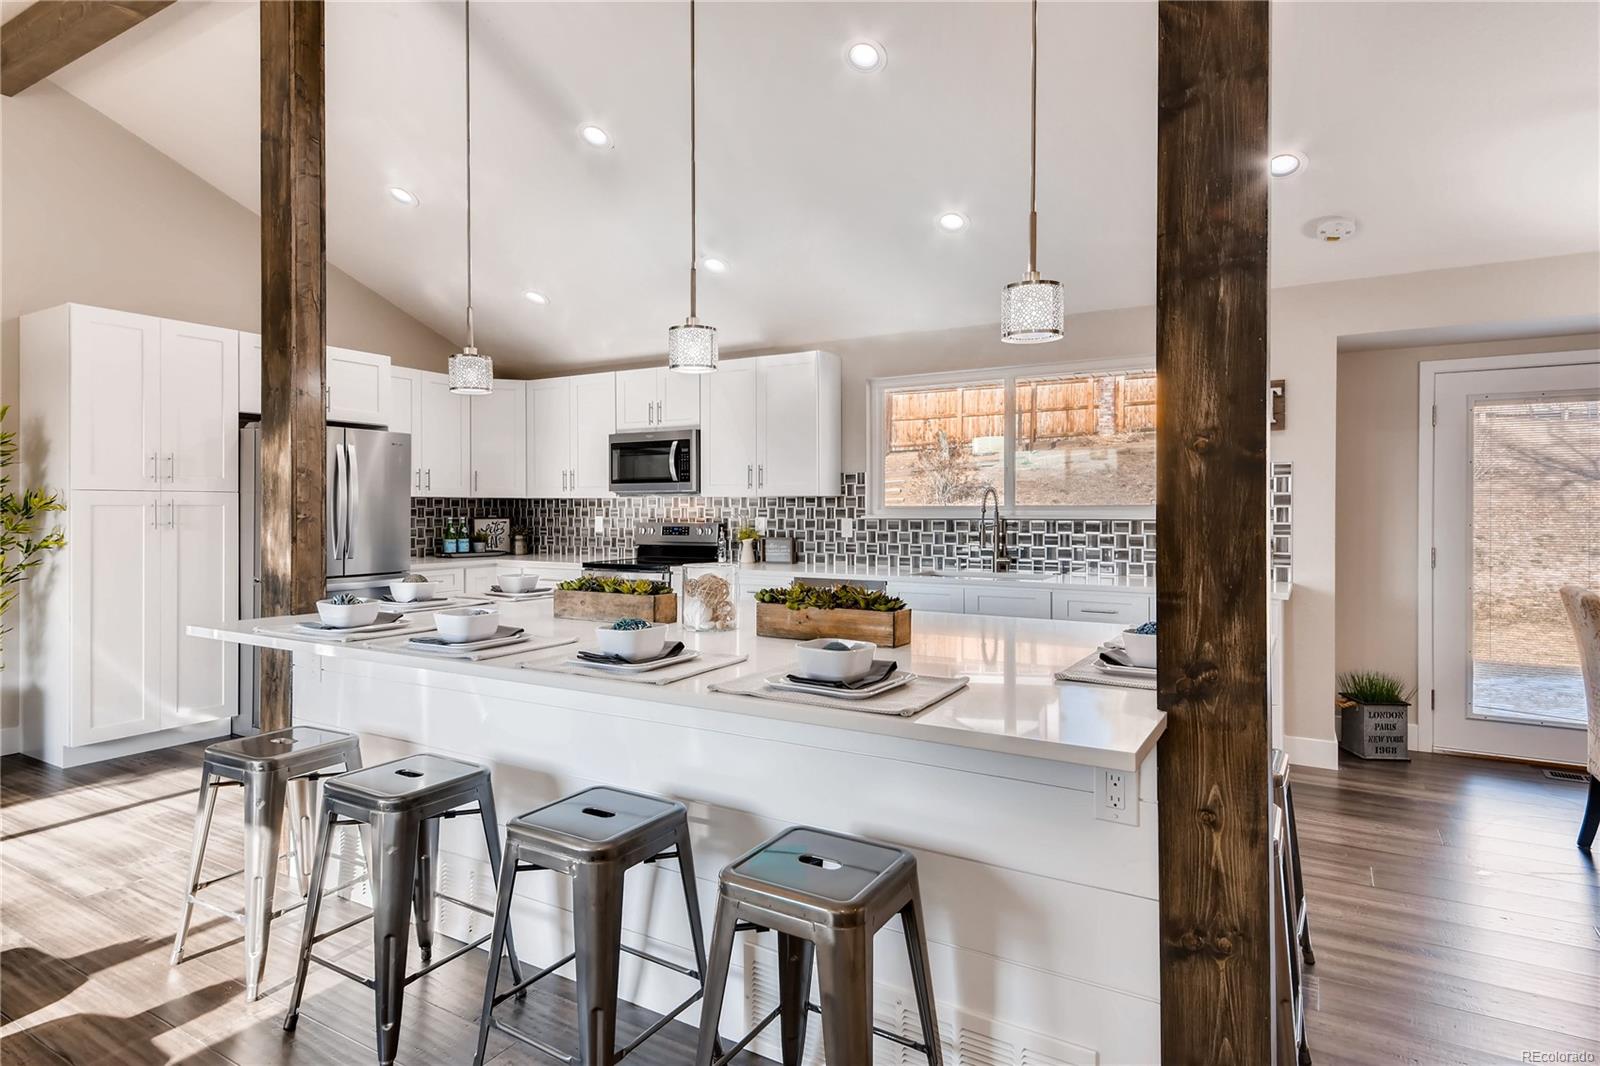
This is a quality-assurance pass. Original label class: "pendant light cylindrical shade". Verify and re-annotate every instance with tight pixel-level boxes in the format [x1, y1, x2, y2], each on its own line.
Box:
[1001, 0, 1064, 345]
[449, 0, 494, 394]
[667, 0, 718, 373]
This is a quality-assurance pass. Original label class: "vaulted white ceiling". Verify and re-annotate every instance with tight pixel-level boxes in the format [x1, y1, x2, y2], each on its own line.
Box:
[28, 0, 1600, 374]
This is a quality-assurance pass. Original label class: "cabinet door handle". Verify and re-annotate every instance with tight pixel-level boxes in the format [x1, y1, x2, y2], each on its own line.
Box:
[150, 502, 158, 528]
[425, 468, 431, 491]
[1080, 607, 1120, 616]
[473, 470, 479, 493]
[747, 464, 753, 488]
[147, 452, 158, 481]
[166, 454, 175, 481]
[758, 464, 764, 489]
[167, 500, 175, 528]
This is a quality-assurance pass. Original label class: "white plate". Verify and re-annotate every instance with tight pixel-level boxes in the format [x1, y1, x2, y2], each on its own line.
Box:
[764, 669, 918, 701]
[567, 647, 700, 674]
[295, 614, 407, 636]
[404, 626, 526, 654]
[483, 587, 554, 601]
[1093, 658, 1156, 680]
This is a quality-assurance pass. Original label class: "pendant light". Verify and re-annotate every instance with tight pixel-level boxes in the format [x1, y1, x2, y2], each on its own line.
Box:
[666, 0, 717, 373]
[448, 0, 493, 394]
[1000, 0, 1064, 345]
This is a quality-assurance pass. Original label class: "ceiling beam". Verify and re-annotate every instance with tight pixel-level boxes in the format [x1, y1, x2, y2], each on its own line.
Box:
[1154, 1, 1273, 1062]
[258, 0, 326, 733]
[0, 1, 173, 96]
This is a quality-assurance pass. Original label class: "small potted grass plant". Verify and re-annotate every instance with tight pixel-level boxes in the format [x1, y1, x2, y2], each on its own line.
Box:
[1336, 670, 1414, 760]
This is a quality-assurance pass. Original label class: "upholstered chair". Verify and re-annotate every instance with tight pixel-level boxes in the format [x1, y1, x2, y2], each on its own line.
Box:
[1558, 584, 1600, 850]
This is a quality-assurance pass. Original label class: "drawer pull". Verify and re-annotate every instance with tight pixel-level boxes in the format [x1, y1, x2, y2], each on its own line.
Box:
[1080, 607, 1121, 615]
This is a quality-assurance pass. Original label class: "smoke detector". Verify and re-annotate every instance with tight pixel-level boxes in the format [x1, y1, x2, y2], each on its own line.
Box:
[1313, 216, 1357, 243]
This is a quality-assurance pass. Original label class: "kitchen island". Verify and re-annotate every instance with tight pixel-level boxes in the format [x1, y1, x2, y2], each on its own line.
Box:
[190, 601, 1165, 1062]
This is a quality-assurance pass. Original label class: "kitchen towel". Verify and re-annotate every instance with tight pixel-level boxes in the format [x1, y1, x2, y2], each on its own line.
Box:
[1055, 651, 1157, 691]
[522, 651, 748, 686]
[708, 671, 970, 717]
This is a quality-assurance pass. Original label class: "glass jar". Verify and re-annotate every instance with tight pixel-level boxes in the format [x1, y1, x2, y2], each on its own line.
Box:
[681, 563, 738, 631]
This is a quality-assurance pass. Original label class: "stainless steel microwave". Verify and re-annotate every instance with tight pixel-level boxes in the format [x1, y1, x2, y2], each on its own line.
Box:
[608, 429, 700, 494]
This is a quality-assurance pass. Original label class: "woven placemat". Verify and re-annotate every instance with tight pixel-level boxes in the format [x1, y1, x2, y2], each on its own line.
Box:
[521, 651, 748, 686]
[708, 671, 970, 717]
[1055, 651, 1156, 691]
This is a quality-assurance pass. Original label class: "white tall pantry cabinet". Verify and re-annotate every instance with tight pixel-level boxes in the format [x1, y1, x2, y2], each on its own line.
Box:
[19, 304, 240, 767]
[700, 351, 841, 496]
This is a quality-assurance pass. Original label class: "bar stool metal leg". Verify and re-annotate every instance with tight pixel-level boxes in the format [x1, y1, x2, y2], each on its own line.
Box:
[572, 861, 626, 1064]
[776, 932, 815, 1066]
[242, 766, 288, 1001]
[693, 902, 739, 1066]
[474, 779, 525, 987]
[1284, 781, 1315, 966]
[412, 817, 440, 965]
[171, 766, 221, 966]
[815, 928, 874, 1065]
[471, 847, 523, 1066]
[283, 804, 338, 1031]
[285, 776, 317, 898]
[900, 884, 944, 1063]
[370, 809, 422, 1066]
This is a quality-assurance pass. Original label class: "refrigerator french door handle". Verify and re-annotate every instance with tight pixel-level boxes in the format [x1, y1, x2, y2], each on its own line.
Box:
[331, 441, 346, 560]
[345, 441, 360, 562]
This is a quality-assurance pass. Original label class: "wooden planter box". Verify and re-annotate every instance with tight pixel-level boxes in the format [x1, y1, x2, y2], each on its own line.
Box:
[755, 602, 912, 647]
[1336, 696, 1410, 760]
[553, 590, 678, 624]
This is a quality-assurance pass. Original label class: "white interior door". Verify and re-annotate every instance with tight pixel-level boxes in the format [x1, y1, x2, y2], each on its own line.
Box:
[159, 319, 238, 492]
[69, 305, 161, 490]
[69, 490, 163, 745]
[571, 374, 616, 495]
[527, 377, 572, 496]
[160, 491, 238, 729]
[701, 360, 759, 495]
[418, 373, 468, 496]
[1430, 357, 1599, 763]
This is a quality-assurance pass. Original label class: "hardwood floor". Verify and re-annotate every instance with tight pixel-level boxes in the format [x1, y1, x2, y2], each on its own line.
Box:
[1293, 752, 1600, 1066]
[0, 744, 772, 1066]
[2, 743, 1596, 1065]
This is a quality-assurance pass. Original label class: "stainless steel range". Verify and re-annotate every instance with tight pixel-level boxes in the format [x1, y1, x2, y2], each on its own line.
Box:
[582, 522, 723, 584]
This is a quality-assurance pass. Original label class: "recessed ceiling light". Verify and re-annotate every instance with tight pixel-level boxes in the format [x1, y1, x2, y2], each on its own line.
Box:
[579, 124, 612, 148]
[845, 41, 885, 73]
[1269, 152, 1304, 177]
[938, 212, 969, 232]
[388, 186, 418, 205]
[523, 290, 549, 305]
[701, 257, 727, 273]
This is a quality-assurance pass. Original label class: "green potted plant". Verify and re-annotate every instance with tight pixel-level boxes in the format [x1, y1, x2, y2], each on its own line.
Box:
[736, 525, 760, 565]
[1336, 670, 1414, 760]
[1, 405, 67, 662]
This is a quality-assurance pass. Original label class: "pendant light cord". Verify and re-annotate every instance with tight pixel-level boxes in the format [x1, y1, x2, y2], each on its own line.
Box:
[688, 0, 699, 322]
[1027, 0, 1038, 277]
[464, 0, 475, 348]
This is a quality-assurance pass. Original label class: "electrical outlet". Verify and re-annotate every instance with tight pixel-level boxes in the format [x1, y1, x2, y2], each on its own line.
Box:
[593, 515, 604, 533]
[1096, 767, 1138, 825]
[840, 517, 855, 539]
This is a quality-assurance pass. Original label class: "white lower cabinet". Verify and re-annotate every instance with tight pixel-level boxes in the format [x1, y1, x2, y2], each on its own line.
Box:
[964, 586, 1054, 619]
[410, 563, 466, 593]
[63, 490, 238, 751]
[465, 566, 499, 596]
[885, 581, 967, 615]
[1050, 592, 1153, 625]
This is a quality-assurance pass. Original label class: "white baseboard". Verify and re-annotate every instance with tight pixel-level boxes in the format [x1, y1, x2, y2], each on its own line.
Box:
[0, 725, 18, 757]
[1284, 733, 1339, 770]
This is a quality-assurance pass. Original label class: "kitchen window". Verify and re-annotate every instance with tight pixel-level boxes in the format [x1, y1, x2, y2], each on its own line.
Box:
[868, 360, 1157, 516]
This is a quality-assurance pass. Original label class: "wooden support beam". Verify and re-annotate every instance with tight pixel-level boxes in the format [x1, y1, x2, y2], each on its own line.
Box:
[1154, 2, 1272, 1062]
[258, 0, 326, 733]
[1, 1, 173, 96]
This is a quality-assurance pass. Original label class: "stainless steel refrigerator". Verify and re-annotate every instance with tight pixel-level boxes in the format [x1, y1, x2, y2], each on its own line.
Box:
[235, 423, 411, 732]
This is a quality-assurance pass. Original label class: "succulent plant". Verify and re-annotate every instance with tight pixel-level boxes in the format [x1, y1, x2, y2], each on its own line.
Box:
[753, 581, 905, 613]
[401, 573, 429, 584]
[328, 592, 362, 606]
[557, 576, 673, 596]
[611, 618, 651, 631]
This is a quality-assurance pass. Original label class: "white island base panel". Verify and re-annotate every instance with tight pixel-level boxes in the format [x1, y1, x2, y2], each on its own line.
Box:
[290, 654, 1160, 1064]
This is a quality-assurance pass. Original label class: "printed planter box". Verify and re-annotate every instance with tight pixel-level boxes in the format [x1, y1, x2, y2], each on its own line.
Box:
[553, 590, 678, 624]
[755, 602, 912, 647]
[1337, 696, 1410, 760]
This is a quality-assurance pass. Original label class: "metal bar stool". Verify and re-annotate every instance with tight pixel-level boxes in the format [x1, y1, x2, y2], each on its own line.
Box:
[1271, 750, 1313, 1065]
[1271, 750, 1316, 967]
[694, 826, 943, 1066]
[282, 753, 525, 1066]
[171, 726, 363, 1001]
[472, 786, 717, 1066]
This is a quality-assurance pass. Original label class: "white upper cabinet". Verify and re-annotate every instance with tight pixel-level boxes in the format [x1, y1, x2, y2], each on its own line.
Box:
[64, 306, 163, 491]
[527, 372, 615, 496]
[571, 373, 617, 494]
[615, 367, 700, 430]
[239, 339, 392, 427]
[527, 377, 573, 497]
[326, 347, 392, 426]
[700, 351, 841, 497]
[700, 360, 760, 495]
[159, 319, 239, 492]
[388, 367, 423, 495]
[470, 380, 527, 498]
[418, 371, 469, 497]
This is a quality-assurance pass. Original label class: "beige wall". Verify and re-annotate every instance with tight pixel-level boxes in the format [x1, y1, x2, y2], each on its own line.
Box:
[0, 84, 452, 736]
[1335, 332, 1600, 724]
[1270, 252, 1600, 759]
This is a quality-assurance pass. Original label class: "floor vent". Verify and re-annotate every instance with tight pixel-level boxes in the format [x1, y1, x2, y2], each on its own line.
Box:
[742, 942, 1096, 1065]
[1543, 768, 1589, 783]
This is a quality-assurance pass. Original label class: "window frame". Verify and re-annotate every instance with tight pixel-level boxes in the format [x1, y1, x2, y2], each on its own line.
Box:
[866, 356, 1158, 519]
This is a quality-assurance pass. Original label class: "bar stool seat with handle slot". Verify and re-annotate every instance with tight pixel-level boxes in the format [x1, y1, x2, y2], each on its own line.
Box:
[171, 726, 363, 1001]
[694, 826, 944, 1066]
[472, 786, 718, 1066]
[282, 753, 525, 1066]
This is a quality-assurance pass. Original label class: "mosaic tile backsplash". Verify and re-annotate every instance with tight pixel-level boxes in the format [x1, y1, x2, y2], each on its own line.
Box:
[413, 473, 1157, 576]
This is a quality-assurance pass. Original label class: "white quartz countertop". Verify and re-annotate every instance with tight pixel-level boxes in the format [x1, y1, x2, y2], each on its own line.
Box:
[192, 602, 1165, 772]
